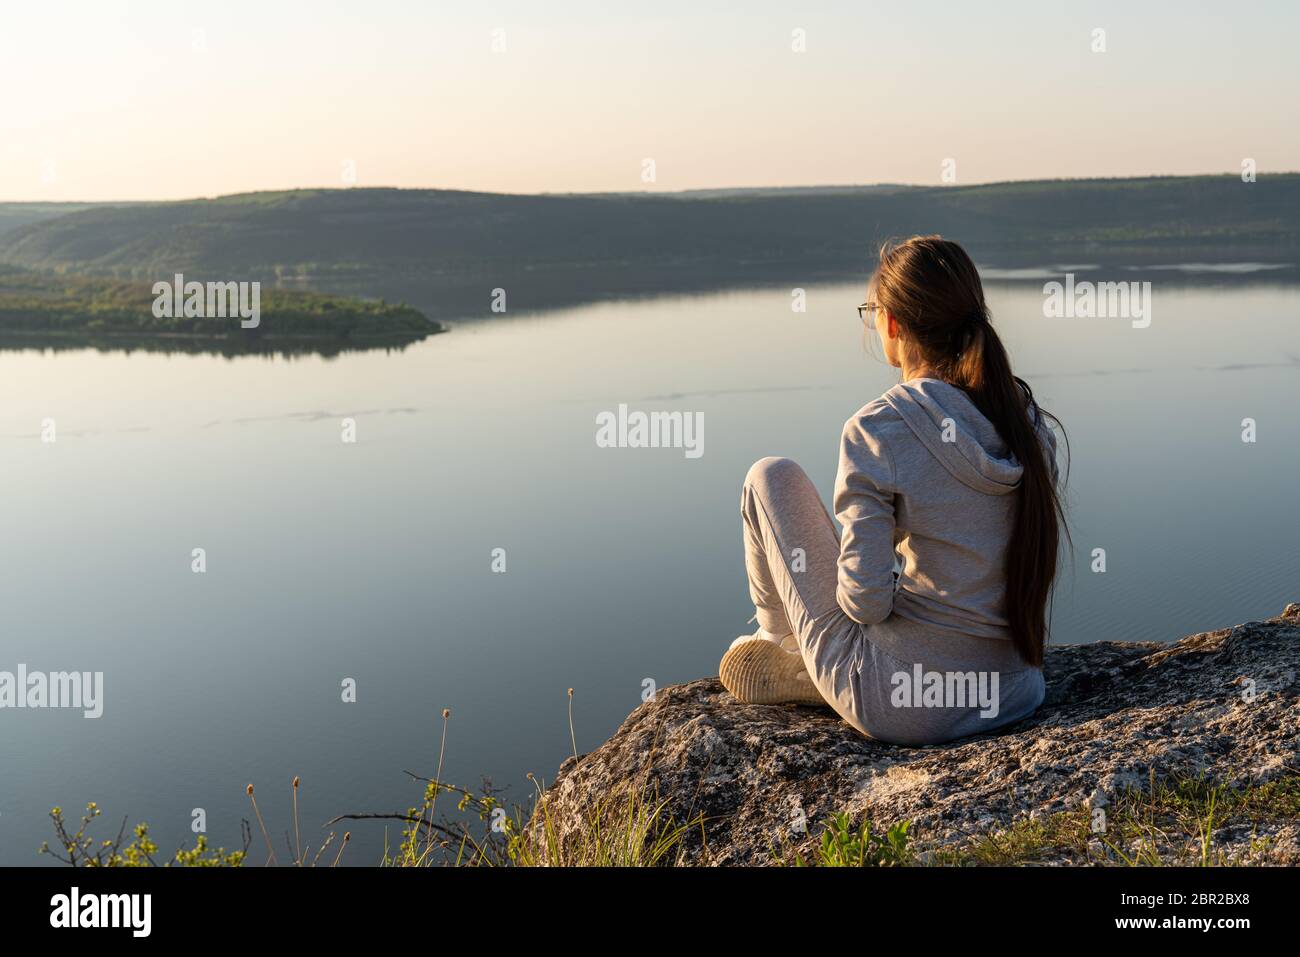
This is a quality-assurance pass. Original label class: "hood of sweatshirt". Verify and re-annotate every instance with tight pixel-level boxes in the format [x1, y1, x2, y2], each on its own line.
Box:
[881, 378, 1023, 496]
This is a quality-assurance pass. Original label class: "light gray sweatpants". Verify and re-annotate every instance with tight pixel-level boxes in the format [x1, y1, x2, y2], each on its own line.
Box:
[741, 456, 1045, 745]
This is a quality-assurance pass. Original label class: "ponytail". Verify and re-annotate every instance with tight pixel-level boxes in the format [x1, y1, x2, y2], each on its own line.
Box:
[953, 321, 1065, 667]
[874, 236, 1068, 666]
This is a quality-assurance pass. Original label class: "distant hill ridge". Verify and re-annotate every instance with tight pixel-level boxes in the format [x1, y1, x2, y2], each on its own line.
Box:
[2, 175, 1297, 317]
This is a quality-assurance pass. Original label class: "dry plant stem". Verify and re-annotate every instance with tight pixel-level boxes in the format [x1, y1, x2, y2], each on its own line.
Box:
[312, 833, 335, 867]
[292, 776, 302, 866]
[332, 832, 351, 867]
[423, 709, 451, 858]
[568, 688, 578, 762]
[246, 785, 278, 867]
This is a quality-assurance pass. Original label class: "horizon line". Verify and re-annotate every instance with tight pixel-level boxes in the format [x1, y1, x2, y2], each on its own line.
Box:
[5, 170, 1297, 206]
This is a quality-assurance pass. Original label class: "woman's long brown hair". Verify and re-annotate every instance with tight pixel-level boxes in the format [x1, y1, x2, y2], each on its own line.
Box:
[873, 235, 1068, 667]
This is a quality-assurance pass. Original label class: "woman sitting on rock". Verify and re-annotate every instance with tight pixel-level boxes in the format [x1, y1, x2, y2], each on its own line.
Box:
[720, 235, 1067, 745]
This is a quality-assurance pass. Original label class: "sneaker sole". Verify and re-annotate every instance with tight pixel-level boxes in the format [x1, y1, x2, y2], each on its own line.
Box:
[719, 638, 825, 706]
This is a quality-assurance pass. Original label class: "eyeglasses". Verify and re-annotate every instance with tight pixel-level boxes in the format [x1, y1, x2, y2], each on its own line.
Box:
[857, 301, 882, 323]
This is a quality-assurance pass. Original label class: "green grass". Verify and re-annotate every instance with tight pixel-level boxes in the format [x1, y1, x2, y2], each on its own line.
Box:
[409, 778, 703, 867]
[772, 812, 914, 867]
[931, 772, 1300, 866]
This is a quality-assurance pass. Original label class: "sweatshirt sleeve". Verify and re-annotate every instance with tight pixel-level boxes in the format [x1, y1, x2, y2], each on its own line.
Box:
[833, 413, 898, 625]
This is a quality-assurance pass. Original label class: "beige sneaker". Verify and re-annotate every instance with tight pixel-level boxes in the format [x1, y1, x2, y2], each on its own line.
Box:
[720, 632, 824, 706]
[727, 629, 798, 652]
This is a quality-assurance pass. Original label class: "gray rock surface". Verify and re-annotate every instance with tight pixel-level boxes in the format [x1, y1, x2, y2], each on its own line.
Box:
[533, 604, 1300, 865]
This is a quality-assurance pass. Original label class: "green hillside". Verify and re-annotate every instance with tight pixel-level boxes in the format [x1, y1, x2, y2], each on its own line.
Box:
[0, 202, 105, 239]
[1, 175, 1296, 319]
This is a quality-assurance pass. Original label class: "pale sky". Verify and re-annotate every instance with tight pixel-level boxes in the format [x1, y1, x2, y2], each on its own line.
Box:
[2, 0, 1296, 201]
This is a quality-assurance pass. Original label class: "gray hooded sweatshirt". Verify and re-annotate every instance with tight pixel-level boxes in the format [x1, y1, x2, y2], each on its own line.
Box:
[828, 377, 1057, 741]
